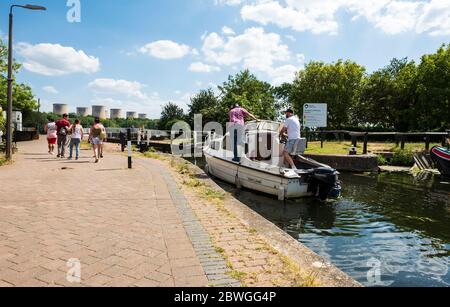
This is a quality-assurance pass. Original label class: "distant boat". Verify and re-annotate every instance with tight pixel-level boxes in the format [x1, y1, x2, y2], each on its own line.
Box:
[203, 121, 341, 201]
[431, 146, 450, 177]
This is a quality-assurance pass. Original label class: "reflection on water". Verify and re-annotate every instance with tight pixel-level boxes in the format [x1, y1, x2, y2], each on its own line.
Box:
[215, 171, 450, 287]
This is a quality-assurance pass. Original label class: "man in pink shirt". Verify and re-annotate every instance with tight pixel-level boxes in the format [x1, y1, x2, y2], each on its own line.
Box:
[229, 104, 258, 125]
[228, 104, 258, 162]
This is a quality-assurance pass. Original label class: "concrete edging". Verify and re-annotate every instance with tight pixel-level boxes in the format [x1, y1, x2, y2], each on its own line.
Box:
[177, 157, 362, 287]
[304, 154, 379, 172]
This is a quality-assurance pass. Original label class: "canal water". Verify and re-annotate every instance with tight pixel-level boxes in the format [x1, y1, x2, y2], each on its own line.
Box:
[192, 157, 450, 287]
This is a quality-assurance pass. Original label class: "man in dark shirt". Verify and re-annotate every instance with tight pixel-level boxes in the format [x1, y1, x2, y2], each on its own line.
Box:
[55, 114, 71, 158]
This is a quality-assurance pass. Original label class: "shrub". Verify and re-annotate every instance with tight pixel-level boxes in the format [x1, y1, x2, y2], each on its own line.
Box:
[390, 148, 415, 166]
[0, 115, 5, 134]
[377, 155, 388, 166]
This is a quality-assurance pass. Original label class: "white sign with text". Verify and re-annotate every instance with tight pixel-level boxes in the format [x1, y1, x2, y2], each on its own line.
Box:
[303, 103, 328, 128]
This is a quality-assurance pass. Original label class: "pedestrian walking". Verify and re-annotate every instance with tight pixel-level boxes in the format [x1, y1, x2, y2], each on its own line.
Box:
[56, 114, 71, 158]
[44, 118, 57, 155]
[89, 117, 105, 163]
[68, 119, 84, 160]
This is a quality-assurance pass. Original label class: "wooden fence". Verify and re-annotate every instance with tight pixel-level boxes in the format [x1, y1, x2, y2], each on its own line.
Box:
[304, 130, 450, 154]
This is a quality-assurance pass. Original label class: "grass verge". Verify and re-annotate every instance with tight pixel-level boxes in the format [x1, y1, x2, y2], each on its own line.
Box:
[0, 154, 7, 166]
[306, 141, 440, 155]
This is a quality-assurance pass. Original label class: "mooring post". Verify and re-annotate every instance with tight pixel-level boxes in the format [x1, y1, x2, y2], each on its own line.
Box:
[120, 132, 125, 152]
[425, 134, 431, 151]
[320, 131, 324, 149]
[363, 133, 369, 155]
[127, 128, 132, 169]
[351, 134, 357, 148]
[305, 128, 309, 149]
[401, 134, 406, 150]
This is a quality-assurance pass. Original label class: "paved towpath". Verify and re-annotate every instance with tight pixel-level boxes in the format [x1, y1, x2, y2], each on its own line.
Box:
[0, 139, 238, 287]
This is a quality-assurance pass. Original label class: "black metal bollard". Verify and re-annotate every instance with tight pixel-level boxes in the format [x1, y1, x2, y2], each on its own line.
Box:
[320, 131, 324, 149]
[363, 133, 369, 155]
[127, 129, 132, 169]
[401, 134, 406, 150]
[120, 132, 125, 152]
[352, 135, 357, 148]
[425, 134, 431, 151]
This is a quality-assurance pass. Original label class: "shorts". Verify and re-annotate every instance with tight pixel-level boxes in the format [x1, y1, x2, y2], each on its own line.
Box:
[91, 137, 103, 145]
[284, 139, 299, 155]
[47, 138, 57, 145]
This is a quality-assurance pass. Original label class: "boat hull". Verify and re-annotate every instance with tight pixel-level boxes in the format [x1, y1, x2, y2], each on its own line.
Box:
[205, 153, 312, 200]
[431, 146, 450, 177]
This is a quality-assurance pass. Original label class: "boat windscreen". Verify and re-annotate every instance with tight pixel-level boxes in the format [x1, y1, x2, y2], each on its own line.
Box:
[246, 121, 281, 133]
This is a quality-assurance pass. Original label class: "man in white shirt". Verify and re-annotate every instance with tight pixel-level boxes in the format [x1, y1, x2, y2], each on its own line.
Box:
[279, 109, 301, 170]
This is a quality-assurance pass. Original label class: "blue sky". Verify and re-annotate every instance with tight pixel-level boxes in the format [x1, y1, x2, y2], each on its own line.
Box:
[0, 0, 448, 118]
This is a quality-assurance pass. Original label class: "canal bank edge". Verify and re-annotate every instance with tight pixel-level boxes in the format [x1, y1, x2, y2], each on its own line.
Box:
[168, 155, 362, 287]
[303, 154, 379, 173]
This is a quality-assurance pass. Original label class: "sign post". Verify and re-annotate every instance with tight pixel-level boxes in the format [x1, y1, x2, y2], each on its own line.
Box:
[303, 104, 328, 149]
[303, 103, 328, 128]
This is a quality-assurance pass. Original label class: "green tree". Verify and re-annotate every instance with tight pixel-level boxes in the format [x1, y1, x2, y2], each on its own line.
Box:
[0, 39, 38, 114]
[356, 58, 417, 131]
[218, 70, 277, 125]
[187, 88, 220, 127]
[0, 106, 5, 133]
[415, 44, 450, 131]
[159, 102, 186, 130]
[290, 60, 366, 129]
[273, 82, 293, 120]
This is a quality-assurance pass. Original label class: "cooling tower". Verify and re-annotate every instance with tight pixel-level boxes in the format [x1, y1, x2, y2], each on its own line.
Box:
[53, 104, 70, 116]
[76, 107, 90, 117]
[138, 114, 148, 119]
[92, 105, 108, 119]
[110, 109, 123, 119]
[126, 112, 138, 119]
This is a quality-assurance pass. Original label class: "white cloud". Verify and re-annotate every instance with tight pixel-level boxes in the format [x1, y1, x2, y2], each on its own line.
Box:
[214, 0, 244, 6]
[16, 43, 100, 76]
[202, 27, 290, 70]
[241, 0, 340, 35]
[415, 0, 450, 36]
[347, 0, 422, 35]
[42, 86, 58, 94]
[201, 27, 299, 83]
[88, 78, 148, 99]
[285, 35, 296, 42]
[139, 40, 192, 59]
[189, 62, 221, 73]
[219, 0, 450, 36]
[222, 26, 236, 35]
[267, 64, 299, 85]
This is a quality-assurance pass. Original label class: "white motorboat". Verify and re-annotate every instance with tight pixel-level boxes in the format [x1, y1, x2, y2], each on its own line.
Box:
[203, 121, 342, 201]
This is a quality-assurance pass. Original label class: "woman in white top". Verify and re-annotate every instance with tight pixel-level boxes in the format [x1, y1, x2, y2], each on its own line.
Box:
[68, 119, 84, 160]
[44, 119, 58, 155]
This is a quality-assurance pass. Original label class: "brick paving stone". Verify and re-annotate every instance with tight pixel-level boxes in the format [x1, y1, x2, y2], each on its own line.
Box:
[0, 139, 210, 287]
[166, 159, 324, 287]
[84, 274, 113, 287]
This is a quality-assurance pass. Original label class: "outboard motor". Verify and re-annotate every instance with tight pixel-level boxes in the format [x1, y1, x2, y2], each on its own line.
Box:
[309, 167, 342, 200]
